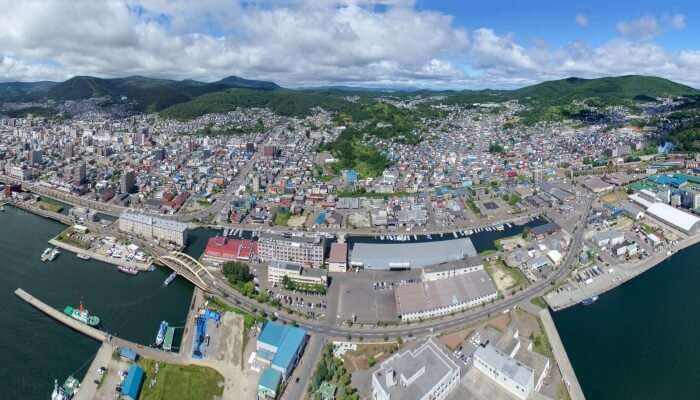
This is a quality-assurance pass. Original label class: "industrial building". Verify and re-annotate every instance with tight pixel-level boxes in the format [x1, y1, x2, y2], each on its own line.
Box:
[118, 212, 188, 246]
[258, 233, 325, 267]
[473, 344, 535, 400]
[371, 338, 460, 400]
[645, 202, 700, 234]
[421, 256, 483, 281]
[350, 238, 477, 270]
[395, 267, 497, 321]
[256, 321, 308, 386]
[121, 364, 145, 400]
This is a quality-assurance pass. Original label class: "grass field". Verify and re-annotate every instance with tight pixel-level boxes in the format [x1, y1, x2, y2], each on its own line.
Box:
[485, 260, 529, 292]
[138, 358, 224, 400]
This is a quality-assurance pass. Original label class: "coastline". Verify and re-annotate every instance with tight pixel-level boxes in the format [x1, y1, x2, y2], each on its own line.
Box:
[546, 233, 700, 311]
[49, 238, 153, 271]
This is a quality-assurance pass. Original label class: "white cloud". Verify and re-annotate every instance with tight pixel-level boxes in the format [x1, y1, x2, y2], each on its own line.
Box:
[0, 1, 699, 90]
[575, 14, 589, 27]
[616, 16, 660, 40]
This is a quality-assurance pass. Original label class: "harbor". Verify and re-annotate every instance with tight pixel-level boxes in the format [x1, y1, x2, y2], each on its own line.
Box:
[0, 206, 193, 400]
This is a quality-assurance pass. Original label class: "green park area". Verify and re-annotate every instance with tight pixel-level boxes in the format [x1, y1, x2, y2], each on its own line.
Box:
[36, 198, 65, 213]
[137, 358, 224, 400]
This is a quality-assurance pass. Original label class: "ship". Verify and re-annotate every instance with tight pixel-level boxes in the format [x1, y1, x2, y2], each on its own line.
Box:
[76, 253, 91, 260]
[63, 300, 100, 327]
[41, 247, 52, 262]
[50, 376, 80, 400]
[155, 321, 169, 346]
[48, 248, 61, 261]
[118, 266, 139, 275]
[162, 272, 177, 287]
[581, 296, 599, 306]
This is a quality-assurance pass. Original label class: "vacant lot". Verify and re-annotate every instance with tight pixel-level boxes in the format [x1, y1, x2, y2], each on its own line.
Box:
[485, 260, 528, 293]
[342, 342, 399, 373]
[138, 358, 224, 400]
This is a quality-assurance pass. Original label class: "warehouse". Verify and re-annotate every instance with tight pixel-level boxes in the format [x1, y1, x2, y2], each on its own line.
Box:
[395, 269, 497, 321]
[645, 203, 700, 234]
[350, 238, 477, 270]
[256, 321, 308, 380]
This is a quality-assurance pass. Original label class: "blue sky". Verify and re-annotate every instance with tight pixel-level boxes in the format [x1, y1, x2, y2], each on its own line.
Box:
[1, 1, 699, 89]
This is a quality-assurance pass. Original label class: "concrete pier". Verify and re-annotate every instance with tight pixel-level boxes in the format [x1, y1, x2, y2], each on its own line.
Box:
[74, 342, 114, 400]
[539, 308, 586, 400]
[15, 288, 107, 342]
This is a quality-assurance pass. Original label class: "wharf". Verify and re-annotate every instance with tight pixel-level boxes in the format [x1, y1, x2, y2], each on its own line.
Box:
[547, 234, 700, 311]
[539, 309, 586, 400]
[74, 342, 114, 400]
[49, 238, 152, 271]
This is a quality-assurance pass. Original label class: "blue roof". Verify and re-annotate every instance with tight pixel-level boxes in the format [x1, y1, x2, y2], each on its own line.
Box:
[118, 347, 137, 361]
[121, 365, 144, 400]
[258, 321, 307, 371]
[258, 368, 282, 391]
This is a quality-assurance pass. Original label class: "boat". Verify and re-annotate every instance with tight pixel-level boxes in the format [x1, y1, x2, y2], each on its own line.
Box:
[76, 253, 91, 260]
[155, 320, 169, 346]
[41, 247, 52, 262]
[163, 272, 177, 287]
[581, 296, 599, 306]
[63, 301, 100, 327]
[51, 376, 80, 400]
[48, 248, 61, 261]
[118, 266, 139, 275]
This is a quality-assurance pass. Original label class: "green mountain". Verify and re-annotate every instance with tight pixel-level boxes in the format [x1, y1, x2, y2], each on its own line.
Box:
[213, 76, 279, 90]
[0, 81, 58, 101]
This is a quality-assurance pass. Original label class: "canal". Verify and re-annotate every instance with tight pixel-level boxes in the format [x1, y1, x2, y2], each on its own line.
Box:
[553, 242, 700, 399]
[0, 206, 193, 399]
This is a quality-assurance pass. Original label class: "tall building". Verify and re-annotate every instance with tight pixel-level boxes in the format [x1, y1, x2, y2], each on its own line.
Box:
[120, 170, 136, 194]
[118, 212, 188, 246]
[73, 163, 86, 184]
[371, 339, 460, 400]
[258, 233, 325, 267]
[30, 149, 42, 166]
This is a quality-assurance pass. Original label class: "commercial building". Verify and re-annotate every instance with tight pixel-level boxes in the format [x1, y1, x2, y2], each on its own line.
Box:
[328, 242, 348, 272]
[371, 338, 460, 400]
[473, 344, 534, 400]
[202, 236, 257, 262]
[268, 260, 328, 287]
[350, 238, 477, 270]
[255, 321, 307, 380]
[120, 170, 137, 193]
[592, 230, 625, 248]
[395, 268, 497, 321]
[258, 233, 325, 267]
[118, 212, 188, 246]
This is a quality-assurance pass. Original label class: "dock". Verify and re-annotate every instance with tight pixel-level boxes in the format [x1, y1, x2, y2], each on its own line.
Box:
[15, 288, 107, 342]
[539, 309, 586, 400]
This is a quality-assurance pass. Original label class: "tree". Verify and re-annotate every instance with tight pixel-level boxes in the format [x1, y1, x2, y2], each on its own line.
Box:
[222, 261, 253, 285]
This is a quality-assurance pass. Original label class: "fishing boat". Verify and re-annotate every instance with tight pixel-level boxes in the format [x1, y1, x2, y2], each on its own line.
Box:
[118, 266, 139, 275]
[155, 321, 169, 346]
[48, 248, 61, 261]
[63, 301, 100, 327]
[50, 376, 80, 400]
[581, 296, 599, 306]
[41, 247, 52, 262]
[163, 272, 177, 287]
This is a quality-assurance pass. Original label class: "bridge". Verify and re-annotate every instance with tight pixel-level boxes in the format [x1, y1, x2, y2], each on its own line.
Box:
[157, 251, 217, 292]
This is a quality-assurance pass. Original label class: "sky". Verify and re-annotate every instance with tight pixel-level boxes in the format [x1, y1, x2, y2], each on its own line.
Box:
[1, 0, 700, 89]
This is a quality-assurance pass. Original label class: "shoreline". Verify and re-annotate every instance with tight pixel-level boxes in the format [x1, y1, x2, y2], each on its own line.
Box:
[49, 238, 153, 271]
[547, 233, 700, 311]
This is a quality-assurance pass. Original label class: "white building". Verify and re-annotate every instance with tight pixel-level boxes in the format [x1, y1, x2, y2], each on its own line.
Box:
[258, 233, 324, 267]
[421, 256, 483, 282]
[372, 339, 459, 400]
[327, 242, 348, 273]
[645, 202, 700, 234]
[473, 344, 534, 400]
[118, 212, 188, 246]
[268, 260, 328, 287]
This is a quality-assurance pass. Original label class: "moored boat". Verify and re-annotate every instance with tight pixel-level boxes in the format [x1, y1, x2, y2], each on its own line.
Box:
[63, 301, 100, 327]
[41, 247, 52, 262]
[50, 376, 80, 400]
[118, 266, 139, 275]
[163, 272, 177, 287]
[155, 320, 169, 346]
[581, 296, 599, 306]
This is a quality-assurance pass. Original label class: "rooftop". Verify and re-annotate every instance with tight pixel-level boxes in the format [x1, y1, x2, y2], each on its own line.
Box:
[474, 344, 534, 388]
[351, 238, 477, 269]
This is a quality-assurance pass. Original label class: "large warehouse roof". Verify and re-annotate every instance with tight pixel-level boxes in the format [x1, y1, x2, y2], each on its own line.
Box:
[350, 238, 477, 269]
[646, 203, 700, 233]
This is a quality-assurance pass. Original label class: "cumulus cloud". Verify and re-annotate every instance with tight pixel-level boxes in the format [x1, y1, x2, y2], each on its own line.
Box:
[616, 15, 660, 40]
[575, 14, 589, 27]
[0, 1, 699, 89]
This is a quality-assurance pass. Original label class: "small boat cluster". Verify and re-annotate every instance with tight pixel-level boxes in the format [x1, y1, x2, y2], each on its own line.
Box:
[41, 247, 61, 262]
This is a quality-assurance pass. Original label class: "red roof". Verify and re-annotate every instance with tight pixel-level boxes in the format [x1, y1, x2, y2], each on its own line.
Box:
[204, 237, 258, 260]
